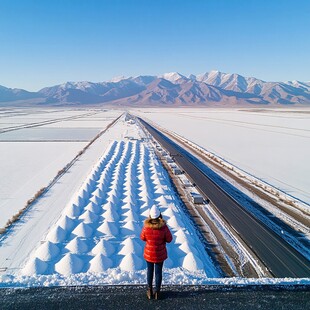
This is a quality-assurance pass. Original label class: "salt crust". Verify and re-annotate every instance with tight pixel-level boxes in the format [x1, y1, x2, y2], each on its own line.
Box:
[22, 140, 212, 277]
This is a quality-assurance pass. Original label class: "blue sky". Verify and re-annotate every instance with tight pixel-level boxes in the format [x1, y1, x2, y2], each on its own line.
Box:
[0, 0, 309, 91]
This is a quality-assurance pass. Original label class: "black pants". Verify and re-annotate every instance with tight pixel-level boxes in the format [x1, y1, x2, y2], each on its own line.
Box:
[146, 261, 164, 292]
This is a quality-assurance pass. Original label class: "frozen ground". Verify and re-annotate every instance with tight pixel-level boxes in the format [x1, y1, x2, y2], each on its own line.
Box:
[0, 142, 85, 228]
[1, 108, 309, 289]
[0, 109, 122, 228]
[1, 285, 310, 310]
[133, 108, 310, 205]
[0, 114, 220, 287]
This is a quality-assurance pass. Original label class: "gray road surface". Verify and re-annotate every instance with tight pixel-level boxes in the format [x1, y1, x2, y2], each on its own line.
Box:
[0, 285, 309, 310]
[140, 119, 310, 278]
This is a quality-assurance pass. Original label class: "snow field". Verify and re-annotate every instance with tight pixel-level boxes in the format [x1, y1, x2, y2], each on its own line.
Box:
[0, 141, 87, 228]
[133, 108, 310, 204]
[0, 109, 124, 228]
[22, 140, 217, 279]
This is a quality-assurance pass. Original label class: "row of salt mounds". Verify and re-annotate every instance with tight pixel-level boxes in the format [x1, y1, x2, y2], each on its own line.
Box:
[22, 139, 212, 276]
[22, 140, 122, 275]
[23, 141, 146, 275]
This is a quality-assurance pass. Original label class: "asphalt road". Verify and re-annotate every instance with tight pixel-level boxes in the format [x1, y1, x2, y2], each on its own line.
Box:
[1, 285, 309, 310]
[140, 118, 310, 278]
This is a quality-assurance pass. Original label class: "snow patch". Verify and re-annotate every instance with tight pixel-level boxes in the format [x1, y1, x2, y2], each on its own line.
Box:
[17, 139, 218, 284]
[55, 253, 84, 275]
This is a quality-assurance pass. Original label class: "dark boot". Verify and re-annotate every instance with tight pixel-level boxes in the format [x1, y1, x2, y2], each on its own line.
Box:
[147, 287, 153, 300]
[154, 290, 160, 300]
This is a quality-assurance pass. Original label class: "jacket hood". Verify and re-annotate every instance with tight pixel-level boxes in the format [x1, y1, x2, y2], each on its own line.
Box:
[144, 218, 166, 230]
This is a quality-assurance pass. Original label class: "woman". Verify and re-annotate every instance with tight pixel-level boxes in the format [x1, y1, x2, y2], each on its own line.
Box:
[140, 204, 173, 300]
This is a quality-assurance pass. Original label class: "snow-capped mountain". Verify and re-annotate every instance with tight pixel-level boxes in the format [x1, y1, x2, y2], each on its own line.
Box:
[195, 71, 310, 104]
[0, 85, 42, 102]
[197, 71, 251, 92]
[1, 71, 310, 105]
[39, 79, 145, 104]
[160, 72, 188, 84]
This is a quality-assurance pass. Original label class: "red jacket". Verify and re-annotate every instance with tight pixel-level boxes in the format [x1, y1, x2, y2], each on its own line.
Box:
[140, 218, 173, 263]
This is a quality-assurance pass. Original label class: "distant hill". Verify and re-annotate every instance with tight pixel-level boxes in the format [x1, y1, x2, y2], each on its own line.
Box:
[1, 71, 310, 106]
[0, 85, 43, 103]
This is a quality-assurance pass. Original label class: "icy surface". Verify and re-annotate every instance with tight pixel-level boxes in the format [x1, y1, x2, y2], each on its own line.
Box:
[0, 142, 86, 227]
[1, 110, 308, 288]
[0, 109, 122, 228]
[134, 108, 310, 204]
[17, 140, 217, 278]
[0, 116, 220, 287]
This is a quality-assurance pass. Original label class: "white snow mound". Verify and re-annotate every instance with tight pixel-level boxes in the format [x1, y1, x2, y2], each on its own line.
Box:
[46, 226, 67, 243]
[57, 216, 75, 231]
[79, 210, 99, 223]
[71, 223, 93, 238]
[65, 237, 89, 254]
[119, 238, 143, 255]
[182, 252, 204, 271]
[91, 239, 115, 256]
[97, 221, 119, 236]
[55, 253, 84, 275]
[89, 254, 113, 272]
[22, 258, 48, 275]
[119, 253, 144, 271]
[35, 241, 60, 261]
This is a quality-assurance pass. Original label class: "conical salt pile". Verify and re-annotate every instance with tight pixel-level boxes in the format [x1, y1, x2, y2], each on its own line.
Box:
[119, 253, 144, 271]
[102, 208, 119, 222]
[102, 201, 115, 211]
[22, 257, 48, 275]
[152, 177, 165, 186]
[89, 195, 103, 206]
[55, 253, 84, 275]
[138, 187, 153, 200]
[155, 195, 169, 206]
[35, 241, 60, 261]
[65, 204, 82, 218]
[182, 252, 204, 271]
[162, 207, 177, 219]
[91, 188, 105, 199]
[119, 238, 143, 255]
[46, 226, 67, 243]
[91, 239, 115, 256]
[175, 229, 195, 245]
[154, 186, 166, 195]
[85, 201, 101, 214]
[139, 196, 154, 208]
[65, 237, 89, 254]
[123, 209, 140, 222]
[88, 254, 113, 272]
[121, 202, 139, 213]
[106, 193, 118, 205]
[97, 179, 109, 192]
[78, 188, 91, 203]
[58, 215, 75, 231]
[79, 210, 99, 223]
[70, 195, 85, 209]
[123, 194, 137, 205]
[179, 241, 199, 256]
[141, 208, 151, 218]
[167, 216, 184, 229]
[71, 222, 93, 238]
[97, 221, 119, 236]
[122, 221, 141, 234]
[108, 186, 122, 200]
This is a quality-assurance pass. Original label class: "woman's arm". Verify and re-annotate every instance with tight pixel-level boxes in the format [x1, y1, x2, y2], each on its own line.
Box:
[165, 226, 173, 243]
[140, 226, 146, 241]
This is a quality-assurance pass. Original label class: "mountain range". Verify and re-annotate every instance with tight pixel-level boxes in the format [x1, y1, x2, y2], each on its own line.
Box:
[1, 71, 310, 106]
